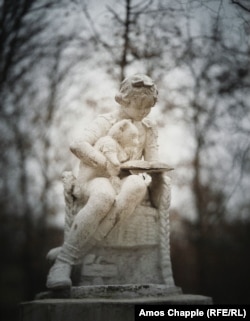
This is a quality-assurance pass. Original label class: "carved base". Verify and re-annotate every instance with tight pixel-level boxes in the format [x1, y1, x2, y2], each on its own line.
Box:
[80, 246, 163, 285]
[36, 284, 182, 300]
[76, 204, 174, 286]
[21, 290, 213, 321]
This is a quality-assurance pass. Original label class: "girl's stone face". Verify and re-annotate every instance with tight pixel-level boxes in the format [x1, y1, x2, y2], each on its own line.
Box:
[123, 95, 154, 121]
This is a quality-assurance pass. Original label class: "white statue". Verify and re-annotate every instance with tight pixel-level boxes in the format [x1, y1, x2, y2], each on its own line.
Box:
[46, 74, 174, 290]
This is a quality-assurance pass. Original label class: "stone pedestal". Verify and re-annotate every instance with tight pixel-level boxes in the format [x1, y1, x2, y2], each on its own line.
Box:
[76, 202, 175, 286]
[20, 285, 212, 321]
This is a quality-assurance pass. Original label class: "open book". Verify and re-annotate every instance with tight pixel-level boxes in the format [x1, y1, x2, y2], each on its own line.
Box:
[120, 160, 174, 173]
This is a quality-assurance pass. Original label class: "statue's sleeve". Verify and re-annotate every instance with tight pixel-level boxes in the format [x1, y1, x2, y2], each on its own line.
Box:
[143, 119, 159, 162]
[80, 115, 112, 145]
[70, 115, 112, 167]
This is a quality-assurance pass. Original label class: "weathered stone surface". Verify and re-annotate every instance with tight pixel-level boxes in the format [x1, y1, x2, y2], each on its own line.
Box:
[36, 284, 182, 300]
[20, 294, 213, 321]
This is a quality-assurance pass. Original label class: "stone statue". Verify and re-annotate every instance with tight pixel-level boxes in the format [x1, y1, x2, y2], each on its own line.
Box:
[46, 74, 175, 291]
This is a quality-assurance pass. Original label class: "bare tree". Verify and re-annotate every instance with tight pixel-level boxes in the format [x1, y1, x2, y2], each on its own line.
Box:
[162, 0, 250, 292]
[83, 0, 184, 82]
[0, 0, 95, 301]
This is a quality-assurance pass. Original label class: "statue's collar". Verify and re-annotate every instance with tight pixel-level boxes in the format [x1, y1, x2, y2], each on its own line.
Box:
[111, 110, 152, 128]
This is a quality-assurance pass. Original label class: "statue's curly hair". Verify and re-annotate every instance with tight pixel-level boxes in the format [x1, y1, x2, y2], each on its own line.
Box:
[115, 74, 158, 107]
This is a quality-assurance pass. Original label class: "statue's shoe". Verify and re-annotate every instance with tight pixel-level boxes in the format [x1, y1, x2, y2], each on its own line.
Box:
[46, 261, 72, 290]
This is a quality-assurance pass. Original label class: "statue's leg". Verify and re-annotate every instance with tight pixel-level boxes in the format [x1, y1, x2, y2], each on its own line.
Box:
[46, 171, 77, 263]
[94, 174, 148, 241]
[46, 178, 116, 289]
[115, 174, 148, 220]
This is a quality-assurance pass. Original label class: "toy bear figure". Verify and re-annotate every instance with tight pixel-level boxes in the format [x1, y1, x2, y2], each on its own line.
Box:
[73, 119, 141, 198]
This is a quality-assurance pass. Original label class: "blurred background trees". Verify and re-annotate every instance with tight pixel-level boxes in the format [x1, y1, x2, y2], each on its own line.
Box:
[1, 0, 250, 319]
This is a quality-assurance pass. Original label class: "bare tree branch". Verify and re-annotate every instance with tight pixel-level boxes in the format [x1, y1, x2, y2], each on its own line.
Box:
[232, 0, 250, 13]
[106, 6, 124, 25]
[81, 2, 115, 56]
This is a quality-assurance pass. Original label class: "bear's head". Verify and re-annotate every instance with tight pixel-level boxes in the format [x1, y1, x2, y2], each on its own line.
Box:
[108, 119, 139, 148]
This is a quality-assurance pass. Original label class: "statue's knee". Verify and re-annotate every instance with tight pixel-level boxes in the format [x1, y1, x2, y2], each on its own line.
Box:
[97, 191, 115, 211]
[127, 175, 148, 194]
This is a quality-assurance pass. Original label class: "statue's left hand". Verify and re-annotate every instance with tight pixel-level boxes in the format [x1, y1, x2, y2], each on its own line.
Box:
[107, 160, 120, 177]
